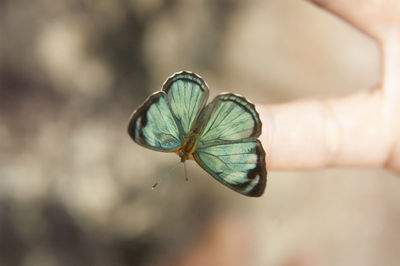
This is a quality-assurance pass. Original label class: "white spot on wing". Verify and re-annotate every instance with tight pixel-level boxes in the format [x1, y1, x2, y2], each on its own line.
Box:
[243, 174, 260, 194]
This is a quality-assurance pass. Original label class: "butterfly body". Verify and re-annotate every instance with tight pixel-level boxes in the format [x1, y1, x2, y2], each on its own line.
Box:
[179, 131, 200, 161]
[128, 71, 267, 197]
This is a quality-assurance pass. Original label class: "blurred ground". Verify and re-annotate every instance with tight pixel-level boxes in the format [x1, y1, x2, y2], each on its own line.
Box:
[0, 0, 399, 265]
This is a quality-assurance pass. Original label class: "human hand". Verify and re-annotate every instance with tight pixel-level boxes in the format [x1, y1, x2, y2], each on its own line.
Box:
[260, 0, 400, 174]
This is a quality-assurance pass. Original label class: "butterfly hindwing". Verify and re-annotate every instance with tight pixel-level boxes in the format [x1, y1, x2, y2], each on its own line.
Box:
[194, 139, 266, 197]
[128, 71, 209, 152]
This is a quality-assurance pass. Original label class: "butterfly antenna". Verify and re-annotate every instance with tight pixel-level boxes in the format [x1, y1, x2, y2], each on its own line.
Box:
[151, 162, 181, 190]
[184, 161, 189, 182]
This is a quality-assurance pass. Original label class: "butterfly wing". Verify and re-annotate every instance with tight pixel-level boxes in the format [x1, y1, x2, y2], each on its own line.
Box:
[193, 94, 266, 197]
[128, 71, 209, 152]
[162, 71, 209, 135]
[128, 92, 182, 151]
[194, 139, 266, 196]
[196, 94, 262, 146]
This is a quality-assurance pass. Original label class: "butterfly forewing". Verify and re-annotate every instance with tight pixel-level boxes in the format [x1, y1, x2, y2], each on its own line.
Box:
[128, 92, 182, 152]
[128, 71, 209, 152]
[196, 94, 262, 147]
[162, 72, 209, 135]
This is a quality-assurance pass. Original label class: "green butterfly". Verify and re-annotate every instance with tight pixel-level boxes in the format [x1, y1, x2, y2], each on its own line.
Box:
[128, 71, 267, 197]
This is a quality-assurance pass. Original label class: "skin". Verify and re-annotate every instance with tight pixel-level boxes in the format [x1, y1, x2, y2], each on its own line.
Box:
[259, 0, 400, 175]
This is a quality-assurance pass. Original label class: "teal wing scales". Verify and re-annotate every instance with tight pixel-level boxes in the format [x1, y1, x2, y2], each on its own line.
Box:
[128, 92, 182, 152]
[197, 93, 262, 147]
[194, 93, 266, 196]
[128, 71, 209, 152]
[194, 139, 266, 197]
[162, 71, 209, 135]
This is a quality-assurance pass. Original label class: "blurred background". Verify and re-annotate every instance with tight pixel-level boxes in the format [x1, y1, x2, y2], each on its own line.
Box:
[1, 0, 399, 265]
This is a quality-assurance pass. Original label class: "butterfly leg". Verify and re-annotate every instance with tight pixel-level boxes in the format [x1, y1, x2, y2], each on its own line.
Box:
[183, 161, 189, 182]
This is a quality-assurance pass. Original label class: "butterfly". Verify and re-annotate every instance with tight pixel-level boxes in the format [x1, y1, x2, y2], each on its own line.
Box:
[128, 71, 267, 197]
